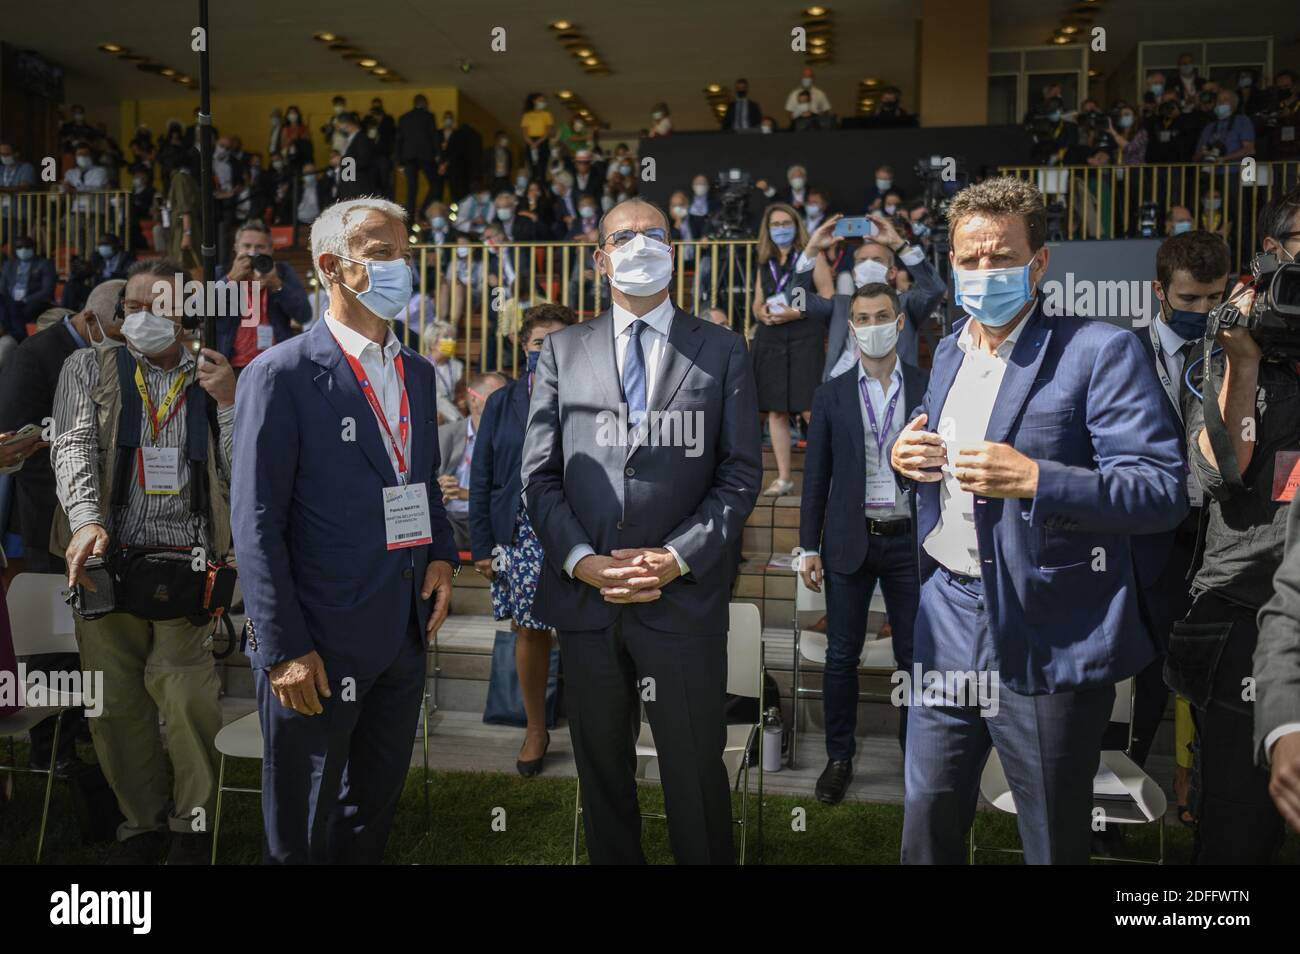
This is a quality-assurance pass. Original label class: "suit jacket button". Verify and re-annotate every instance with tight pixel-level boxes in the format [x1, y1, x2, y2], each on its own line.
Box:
[625, 466, 635, 477]
[402, 567, 413, 579]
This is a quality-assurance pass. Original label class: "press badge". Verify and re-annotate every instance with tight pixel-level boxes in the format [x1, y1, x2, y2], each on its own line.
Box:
[1271, 451, 1300, 503]
[866, 471, 896, 508]
[141, 447, 180, 494]
[765, 292, 790, 315]
[384, 482, 433, 550]
[256, 324, 274, 350]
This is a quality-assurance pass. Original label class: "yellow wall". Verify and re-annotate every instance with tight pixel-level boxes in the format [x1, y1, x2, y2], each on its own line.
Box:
[917, 0, 990, 127]
[119, 86, 462, 166]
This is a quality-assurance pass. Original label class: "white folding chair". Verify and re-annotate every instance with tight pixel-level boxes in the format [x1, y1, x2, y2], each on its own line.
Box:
[571, 602, 765, 864]
[789, 553, 890, 769]
[0, 573, 83, 862]
[210, 689, 437, 863]
[970, 677, 1168, 864]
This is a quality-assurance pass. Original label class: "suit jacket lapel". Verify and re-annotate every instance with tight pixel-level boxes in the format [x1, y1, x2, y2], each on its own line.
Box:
[510, 374, 530, 432]
[579, 312, 622, 412]
[984, 302, 1052, 444]
[310, 320, 400, 485]
[839, 370, 866, 476]
[628, 310, 704, 460]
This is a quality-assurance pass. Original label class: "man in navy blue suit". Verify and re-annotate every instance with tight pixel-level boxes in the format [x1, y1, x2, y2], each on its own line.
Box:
[890, 177, 1187, 864]
[799, 282, 928, 804]
[232, 197, 458, 864]
[1123, 231, 1229, 772]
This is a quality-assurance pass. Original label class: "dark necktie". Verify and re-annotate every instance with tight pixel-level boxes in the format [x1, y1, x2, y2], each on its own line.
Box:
[622, 319, 647, 429]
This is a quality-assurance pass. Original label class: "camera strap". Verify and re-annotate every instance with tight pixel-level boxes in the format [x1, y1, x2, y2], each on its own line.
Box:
[1198, 333, 1247, 494]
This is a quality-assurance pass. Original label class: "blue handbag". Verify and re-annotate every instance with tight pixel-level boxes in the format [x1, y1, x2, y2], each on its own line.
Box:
[482, 630, 561, 728]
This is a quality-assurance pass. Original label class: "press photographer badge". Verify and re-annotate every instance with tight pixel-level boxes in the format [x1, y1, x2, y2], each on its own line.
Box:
[384, 482, 433, 550]
[141, 446, 180, 495]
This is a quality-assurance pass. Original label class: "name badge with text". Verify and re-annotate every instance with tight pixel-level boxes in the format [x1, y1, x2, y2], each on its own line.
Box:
[142, 447, 180, 495]
[384, 482, 433, 550]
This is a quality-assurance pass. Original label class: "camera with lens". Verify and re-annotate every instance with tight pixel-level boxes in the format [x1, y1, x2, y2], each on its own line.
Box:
[251, 252, 275, 274]
[1207, 252, 1300, 359]
[708, 168, 756, 240]
[1078, 109, 1108, 133]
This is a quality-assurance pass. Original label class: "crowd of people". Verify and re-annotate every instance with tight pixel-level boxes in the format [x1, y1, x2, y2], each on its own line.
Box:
[1, 60, 1299, 867]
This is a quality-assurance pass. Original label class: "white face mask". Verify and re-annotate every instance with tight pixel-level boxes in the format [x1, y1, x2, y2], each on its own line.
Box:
[76, 155, 92, 169]
[853, 320, 900, 358]
[121, 310, 179, 356]
[853, 259, 890, 288]
[88, 314, 124, 352]
[692, 183, 709, 197]
[602, 233, 673, 296]
[789, 176, 806, 190]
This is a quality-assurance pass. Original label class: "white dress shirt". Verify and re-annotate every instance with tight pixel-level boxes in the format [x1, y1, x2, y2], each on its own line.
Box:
[562, 295, 689, 578]
[325, 312, 409, 483]
[922, 312, 1030, 577]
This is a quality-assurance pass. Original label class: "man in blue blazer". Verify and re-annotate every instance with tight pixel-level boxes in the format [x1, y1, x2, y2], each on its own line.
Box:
[890, 178, 1187, 864]
[521, 198, 761, 864]
[799, 282, 928, 804]
[232, 197, 458, 864]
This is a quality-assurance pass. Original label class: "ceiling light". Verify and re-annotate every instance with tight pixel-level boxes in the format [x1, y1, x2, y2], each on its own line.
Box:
[98, 43, 124, 53]
[314, 32, 337, 42]
[558, 90, 573, 99]
[550, 20, 573, 30]
[804, 6, 828, 15]
[358, 57, 378, 67]
[372, 67, 389, 75]
[160, 67, 176, 76]
[584, 57, 599, 66]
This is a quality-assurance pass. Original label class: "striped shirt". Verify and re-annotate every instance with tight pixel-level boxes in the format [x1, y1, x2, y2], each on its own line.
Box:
[52, 346, 234, 548]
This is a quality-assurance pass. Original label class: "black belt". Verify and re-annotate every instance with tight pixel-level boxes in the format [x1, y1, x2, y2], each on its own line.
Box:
[941, 566, 981, 587]
[866, 516, 912, 537]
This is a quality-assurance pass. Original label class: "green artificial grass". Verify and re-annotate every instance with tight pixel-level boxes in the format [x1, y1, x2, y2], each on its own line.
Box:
[2, 744, 1296, 864]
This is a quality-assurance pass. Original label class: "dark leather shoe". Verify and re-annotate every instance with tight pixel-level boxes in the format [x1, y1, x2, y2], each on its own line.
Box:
[516, 731, 550, 777]
[103, 831, 166, 865]
[166, 832, 211, 865]
[815, 759, 853, 805]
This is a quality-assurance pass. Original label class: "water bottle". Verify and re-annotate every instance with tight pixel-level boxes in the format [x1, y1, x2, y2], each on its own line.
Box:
[762, 706, 783, 773]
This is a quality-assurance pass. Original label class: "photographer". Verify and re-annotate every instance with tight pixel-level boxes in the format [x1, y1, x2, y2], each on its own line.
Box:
[51, 258, 236, 864]
[1027, 95, 1080, 166]
[1165, 186, 1300, 863]
[214, 220, 311, 377]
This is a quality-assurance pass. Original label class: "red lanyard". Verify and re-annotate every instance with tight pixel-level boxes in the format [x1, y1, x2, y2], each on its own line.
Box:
[335, 337, 410, 480]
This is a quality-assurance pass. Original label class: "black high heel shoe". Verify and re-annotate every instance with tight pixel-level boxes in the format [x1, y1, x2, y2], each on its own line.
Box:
[516, 731, 551, 777]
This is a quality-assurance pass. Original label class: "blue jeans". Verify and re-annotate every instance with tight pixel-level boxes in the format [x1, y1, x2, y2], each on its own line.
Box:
[822, 529, 919, 760]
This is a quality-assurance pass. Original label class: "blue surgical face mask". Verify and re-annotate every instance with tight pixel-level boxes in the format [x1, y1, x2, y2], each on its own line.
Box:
[770, 224, 796, 247]
[1048, 110, 1062, 123]
[1162, 301, 1209, 340]
[431, 216, 448, 230]
[526, 349, 540, 373]
[15, 247, 34, 261]
[336, 254, 413, 320]
[1214, 103, 1232, 119]
[953, 260, 1036, 327]
[97, 244, 115, 258]
[1172, 220, 1192, 235]
[911, 221, 930, 238]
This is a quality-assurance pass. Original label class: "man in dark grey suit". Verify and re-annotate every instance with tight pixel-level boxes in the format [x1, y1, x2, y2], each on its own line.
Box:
[521, 197, 761, 864]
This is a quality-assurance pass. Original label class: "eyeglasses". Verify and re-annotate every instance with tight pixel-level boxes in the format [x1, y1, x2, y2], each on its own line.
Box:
[603, 227, 669, 249]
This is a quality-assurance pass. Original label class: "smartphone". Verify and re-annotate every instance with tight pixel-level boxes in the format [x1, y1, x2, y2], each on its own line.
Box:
[0, 422, 43, 446]
[833, 216, 879, 239]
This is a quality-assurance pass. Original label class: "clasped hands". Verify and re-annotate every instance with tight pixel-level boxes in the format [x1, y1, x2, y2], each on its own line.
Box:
[890, 413, 1039, 498]
[575, 548, 680, 603]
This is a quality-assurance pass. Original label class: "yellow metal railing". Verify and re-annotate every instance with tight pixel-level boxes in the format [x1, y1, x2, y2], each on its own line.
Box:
[0, 189, 132, 270]
[1000, 161, 1300, 268]
[410, 238, 759, 375]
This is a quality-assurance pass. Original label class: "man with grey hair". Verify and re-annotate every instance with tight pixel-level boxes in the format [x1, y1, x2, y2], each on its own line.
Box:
[232, 197, 459, 863]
